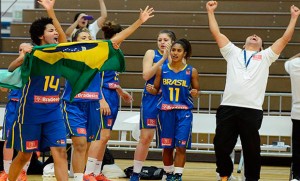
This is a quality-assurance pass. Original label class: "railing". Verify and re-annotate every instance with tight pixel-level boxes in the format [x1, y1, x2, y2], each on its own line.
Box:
[1, 0, 18, 17]
[109, 89, 292, 157]
[119, 89, 292, 115]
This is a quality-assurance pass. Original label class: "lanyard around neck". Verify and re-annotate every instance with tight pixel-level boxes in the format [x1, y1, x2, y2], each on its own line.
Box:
[243, 50, 258, 69]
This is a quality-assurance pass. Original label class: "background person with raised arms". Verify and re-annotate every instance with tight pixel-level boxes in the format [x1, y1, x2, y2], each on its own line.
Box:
[65, 0, 107, 40]
[206, 1, 300, 180]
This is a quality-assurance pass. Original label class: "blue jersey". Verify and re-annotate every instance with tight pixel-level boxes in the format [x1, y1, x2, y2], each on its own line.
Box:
[99, 71, 120, 129]
[158, 64, 194, 110]
[144, 50, 168, 94]
[8, 89, 22, 101]
[62, 72, 102, 102]
[18, 75, 62, 124]
[100, 71, 119, 89]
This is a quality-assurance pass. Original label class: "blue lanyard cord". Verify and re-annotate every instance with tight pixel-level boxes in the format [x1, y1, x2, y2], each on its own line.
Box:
[243, 50, 258, 68]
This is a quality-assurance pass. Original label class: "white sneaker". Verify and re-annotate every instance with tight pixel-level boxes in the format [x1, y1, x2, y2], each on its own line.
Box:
[43, 163, 55, 177]
[43, 163, 70, 177]
[291, 179, 300, 181]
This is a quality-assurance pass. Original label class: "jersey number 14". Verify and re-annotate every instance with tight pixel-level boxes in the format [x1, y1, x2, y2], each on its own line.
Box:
[44, 76, 59, 91]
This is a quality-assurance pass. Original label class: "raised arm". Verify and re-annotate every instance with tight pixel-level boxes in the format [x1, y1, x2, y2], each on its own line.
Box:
[38, 0, 67, 43]
[206, 1, 230, 48]
[8, 44, 32, 72]
[8, 55, 25, 72]
[271, 5, 300, 55]
[95, 0, 107, 28]
[65, 13, 85, 38]
[142, 43, 170, 81]
[110, 6, 154, 45]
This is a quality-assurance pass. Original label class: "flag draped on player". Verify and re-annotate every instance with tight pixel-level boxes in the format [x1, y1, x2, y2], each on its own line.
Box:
[0, 40, 125, 99]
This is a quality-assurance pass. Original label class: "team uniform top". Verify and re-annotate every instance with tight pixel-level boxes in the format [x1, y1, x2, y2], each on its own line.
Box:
[100, 71, 119, 89]
[285, 57, 300, 119]
[220, 42, 279, 110]
[99, 71, 120, 130]
[62, 72, 102, 102]
[8, 89, 22, 101]
[18, 75, 61, 124]
[158, 64, 194, 111]
[143, 49, 168, 95]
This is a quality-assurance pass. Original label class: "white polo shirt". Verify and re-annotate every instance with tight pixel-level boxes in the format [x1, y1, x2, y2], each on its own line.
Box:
[70, 20, 101, 41]
[285, 58, 300, 119]
[220, 42, 279, 110]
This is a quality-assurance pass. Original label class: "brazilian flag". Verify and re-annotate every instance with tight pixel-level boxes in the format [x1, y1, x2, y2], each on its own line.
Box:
[1, 40, 125, 99]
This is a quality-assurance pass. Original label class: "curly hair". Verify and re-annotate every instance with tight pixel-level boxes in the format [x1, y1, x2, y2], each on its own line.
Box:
[29, 17, 53, 45]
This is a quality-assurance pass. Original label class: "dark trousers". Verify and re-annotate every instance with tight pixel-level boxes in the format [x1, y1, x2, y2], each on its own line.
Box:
[292, 119, 300, 178]
[214, 106, 263, 181]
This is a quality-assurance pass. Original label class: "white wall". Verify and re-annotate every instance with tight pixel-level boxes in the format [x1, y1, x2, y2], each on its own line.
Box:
[1, 0, 35, 22]
[0, 108, 5, 127]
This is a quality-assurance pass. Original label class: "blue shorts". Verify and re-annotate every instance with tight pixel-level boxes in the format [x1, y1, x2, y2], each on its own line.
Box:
[158, 109, 193, 149]
[101, 88, 119, 130]
[6, 119, 67, 152]
[63, 101, 101, 142]
[140, 93, 160, 129]
[2, 100, 19, 140]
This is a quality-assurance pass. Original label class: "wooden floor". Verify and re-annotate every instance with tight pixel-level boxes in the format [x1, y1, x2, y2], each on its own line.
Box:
[27, 159, 289, 181]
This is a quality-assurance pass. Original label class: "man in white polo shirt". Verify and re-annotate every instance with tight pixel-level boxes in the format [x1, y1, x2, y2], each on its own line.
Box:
[285, 55, 300, 181]
[206, 1, 300, 181]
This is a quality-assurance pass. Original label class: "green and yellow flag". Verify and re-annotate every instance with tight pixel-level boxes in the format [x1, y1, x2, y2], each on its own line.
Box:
[11, 40, 124, 99]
